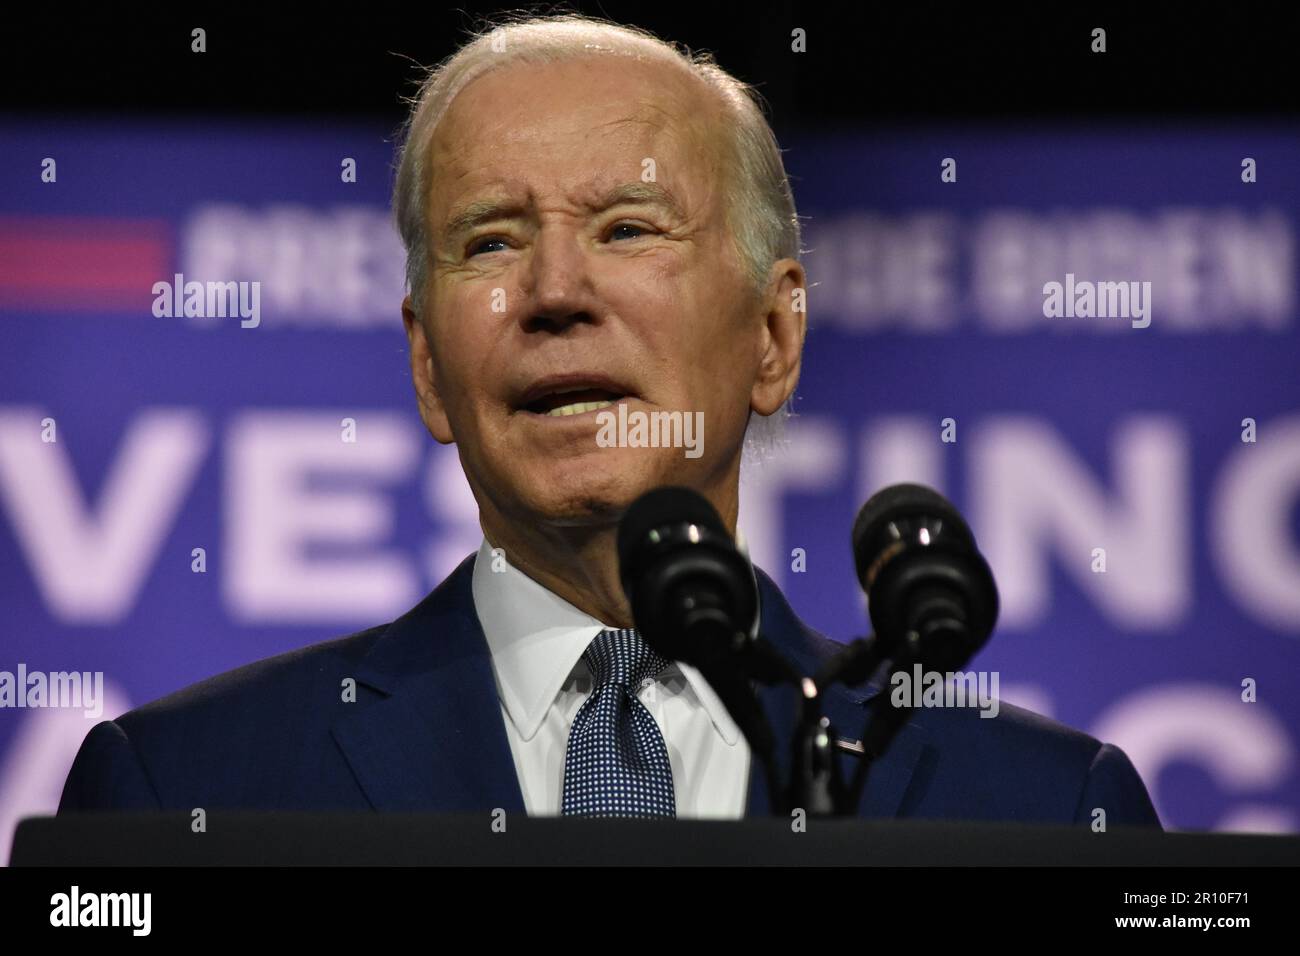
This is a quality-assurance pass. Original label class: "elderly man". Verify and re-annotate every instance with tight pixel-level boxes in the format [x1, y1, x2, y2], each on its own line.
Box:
[59, 14, 1160, 827]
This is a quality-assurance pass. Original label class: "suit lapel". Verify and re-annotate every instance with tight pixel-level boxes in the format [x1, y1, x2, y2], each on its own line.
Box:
[745, 567, 928, 819]
[331, 553, 924, 818]
[331, 555, 526, 813]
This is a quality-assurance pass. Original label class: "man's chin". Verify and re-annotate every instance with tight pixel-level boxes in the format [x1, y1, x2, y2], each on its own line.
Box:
[508, 460, 667, 527]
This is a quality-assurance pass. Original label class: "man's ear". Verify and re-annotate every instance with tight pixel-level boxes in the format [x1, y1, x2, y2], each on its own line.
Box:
[401, 296, 455, 444]
[750, 258, 808, 416]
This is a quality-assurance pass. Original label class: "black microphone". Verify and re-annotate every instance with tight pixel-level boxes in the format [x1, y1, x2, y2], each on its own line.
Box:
[617, 486, 798, 801]
[833, 484, 1001, 803]
[616, 485, 761, 673]
[851, 482, 998, 673]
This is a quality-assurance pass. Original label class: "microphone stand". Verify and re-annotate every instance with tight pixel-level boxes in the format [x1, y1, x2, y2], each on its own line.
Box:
[843, 660, 916, 814]
[809, 632, 914, 816]
[689, 623, 845, 817]
[786, 677, 849, 816]
[817, 636, 974, 814]
[680, 627, 916, 818]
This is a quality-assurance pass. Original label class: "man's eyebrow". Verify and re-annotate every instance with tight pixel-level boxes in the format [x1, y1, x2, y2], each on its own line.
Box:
[440, 182, 686, 245]
[588, 181, 686, 218]
[441, 198, 526, 246]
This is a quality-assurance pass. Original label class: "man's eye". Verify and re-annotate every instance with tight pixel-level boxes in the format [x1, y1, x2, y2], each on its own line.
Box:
[608, 222, 647, 241]
[467, 236, 507, 257]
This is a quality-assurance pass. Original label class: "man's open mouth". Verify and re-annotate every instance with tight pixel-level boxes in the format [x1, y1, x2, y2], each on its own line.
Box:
[526, 388, 622, 417]
[515, 374, 637, 418]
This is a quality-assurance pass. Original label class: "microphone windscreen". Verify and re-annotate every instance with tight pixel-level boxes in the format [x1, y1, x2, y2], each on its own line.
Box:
[618, 486, 726, 567]
[852, 483, 973, 583]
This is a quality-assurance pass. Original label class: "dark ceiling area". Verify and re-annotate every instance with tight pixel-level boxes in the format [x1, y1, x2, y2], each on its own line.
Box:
[1, 4, 1294, 127]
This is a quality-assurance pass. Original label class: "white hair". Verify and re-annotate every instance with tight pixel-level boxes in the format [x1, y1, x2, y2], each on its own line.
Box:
[390, 12, 803, 457]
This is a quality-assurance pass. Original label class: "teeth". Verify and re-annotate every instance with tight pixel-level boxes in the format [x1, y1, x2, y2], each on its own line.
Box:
[545, 400, 613, 417]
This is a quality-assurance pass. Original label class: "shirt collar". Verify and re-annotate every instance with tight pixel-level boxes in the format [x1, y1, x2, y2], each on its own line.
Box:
[470, 538, 742, 745]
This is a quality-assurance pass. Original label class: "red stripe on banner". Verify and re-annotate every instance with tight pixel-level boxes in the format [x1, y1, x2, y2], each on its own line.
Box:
[0, 216, 172, 311]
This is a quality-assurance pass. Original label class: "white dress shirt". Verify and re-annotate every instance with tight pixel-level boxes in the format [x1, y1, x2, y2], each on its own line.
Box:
[471, 538, 751, 817]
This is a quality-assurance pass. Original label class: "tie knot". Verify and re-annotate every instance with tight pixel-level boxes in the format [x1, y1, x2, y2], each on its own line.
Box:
[583, 628, 670, 690]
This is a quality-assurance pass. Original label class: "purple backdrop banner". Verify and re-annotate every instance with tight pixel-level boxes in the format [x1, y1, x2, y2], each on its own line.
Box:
[2, 118, 1297, 857]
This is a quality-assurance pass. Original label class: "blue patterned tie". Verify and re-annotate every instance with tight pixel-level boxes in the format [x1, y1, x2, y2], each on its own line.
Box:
[561, 628, 676, 818]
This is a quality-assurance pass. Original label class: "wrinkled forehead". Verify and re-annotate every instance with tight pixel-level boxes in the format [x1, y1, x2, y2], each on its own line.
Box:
[425, 55, 728, 224]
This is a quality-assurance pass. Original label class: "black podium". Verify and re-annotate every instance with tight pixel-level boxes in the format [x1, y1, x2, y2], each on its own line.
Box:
[11, 813, 1299, 866]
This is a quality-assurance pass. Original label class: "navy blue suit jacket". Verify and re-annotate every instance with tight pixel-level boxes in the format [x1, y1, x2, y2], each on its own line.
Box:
[59, 555, 1161, 826]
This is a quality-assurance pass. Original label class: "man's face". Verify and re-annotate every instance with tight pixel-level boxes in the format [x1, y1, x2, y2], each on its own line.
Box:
[404, 54, 788, 530]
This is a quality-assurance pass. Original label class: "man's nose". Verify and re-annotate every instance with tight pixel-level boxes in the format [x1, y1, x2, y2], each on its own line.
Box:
[519, 224, 597, 330]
